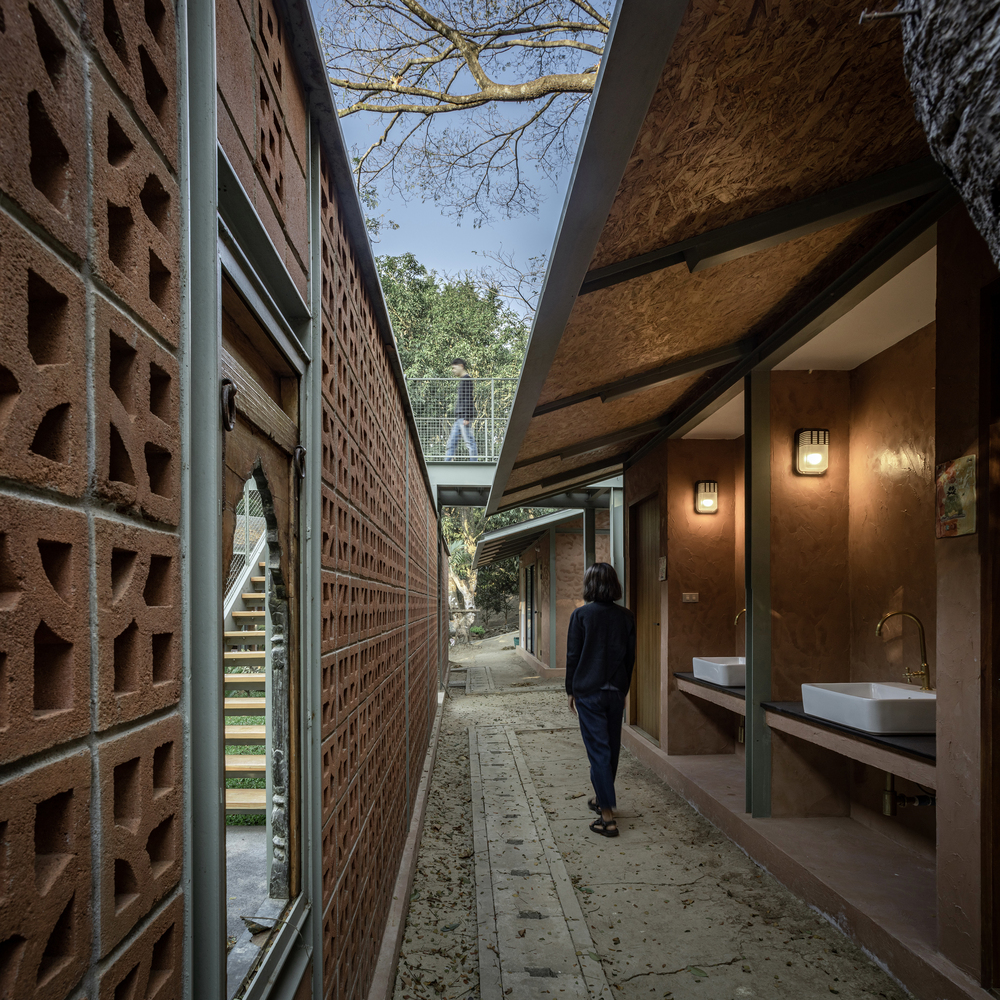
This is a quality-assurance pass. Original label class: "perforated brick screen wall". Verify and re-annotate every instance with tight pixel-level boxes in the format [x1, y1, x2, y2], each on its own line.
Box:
[317, 154, 443, 1000]
[0, 0, 183, 995]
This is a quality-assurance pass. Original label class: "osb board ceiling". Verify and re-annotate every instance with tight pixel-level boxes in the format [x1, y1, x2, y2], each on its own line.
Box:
[502, 0, 932, 502]
[506, 444, 634, 494]
[538, 211, 899, 407]
[592, 0, 929, 270]
[517, 373, 704, 464]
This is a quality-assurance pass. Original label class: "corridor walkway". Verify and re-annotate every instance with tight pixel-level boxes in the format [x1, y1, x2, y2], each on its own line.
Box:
[394, 637, 907, 1000]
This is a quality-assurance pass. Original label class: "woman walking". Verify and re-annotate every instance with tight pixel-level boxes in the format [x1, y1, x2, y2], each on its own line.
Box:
[566, 562, 636, 838]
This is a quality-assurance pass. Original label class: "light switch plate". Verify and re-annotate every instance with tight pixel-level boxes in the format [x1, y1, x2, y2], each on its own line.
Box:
[681, 592, 699, 603]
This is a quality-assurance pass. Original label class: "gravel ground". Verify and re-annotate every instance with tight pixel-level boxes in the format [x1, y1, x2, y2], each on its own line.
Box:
[393, 642, 910, 1000]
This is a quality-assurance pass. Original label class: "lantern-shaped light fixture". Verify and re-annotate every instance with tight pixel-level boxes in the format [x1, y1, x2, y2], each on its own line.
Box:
[695, 480, 719, 514]
[795, 429, 829, 475]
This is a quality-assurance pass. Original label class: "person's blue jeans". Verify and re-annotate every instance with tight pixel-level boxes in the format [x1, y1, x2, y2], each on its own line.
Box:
[574, 688, 626, 810]
[445, 418, 478, 460]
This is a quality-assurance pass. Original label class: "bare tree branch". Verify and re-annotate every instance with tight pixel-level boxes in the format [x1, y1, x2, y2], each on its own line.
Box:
[320, 0, 610, 221]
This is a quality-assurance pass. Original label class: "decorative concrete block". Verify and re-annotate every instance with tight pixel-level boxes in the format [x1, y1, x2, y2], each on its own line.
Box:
[92, 76, 180, 344]
[97, 893, 183, 999]
[0, 0, 87, 256]
[0, 214, 87, 497]
[81, 0, 178, 166]
[0, 751, 91, 999]
[97, 715, 182, 954]
[95, 519, 180, 729]
[95, 298, 180, 524]
[0, 495, 90, 764]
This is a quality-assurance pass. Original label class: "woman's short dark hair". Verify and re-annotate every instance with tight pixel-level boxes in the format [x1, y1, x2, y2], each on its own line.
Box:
[583, 562, 622, 603]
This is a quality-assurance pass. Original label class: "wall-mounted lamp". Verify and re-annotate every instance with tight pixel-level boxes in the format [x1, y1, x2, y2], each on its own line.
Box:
[795, 429, 829, 475]
[695, 480, 719, 514]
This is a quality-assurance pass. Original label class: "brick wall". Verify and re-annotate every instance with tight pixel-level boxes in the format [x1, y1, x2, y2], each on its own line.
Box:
[316, 151, 441, 1000]
[0, 0, 184, 996]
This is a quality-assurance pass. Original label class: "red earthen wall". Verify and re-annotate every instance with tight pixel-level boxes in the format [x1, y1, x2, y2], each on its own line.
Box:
[316, 151, 440, 1000]
[0, 0, 184, 995]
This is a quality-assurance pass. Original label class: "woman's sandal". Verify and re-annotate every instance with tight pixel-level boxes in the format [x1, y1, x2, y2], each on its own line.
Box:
[587, 798, 601, 815]
[589, 816, 619, 838]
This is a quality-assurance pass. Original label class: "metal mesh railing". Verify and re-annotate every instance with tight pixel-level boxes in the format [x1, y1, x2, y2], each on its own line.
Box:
[224, 482, 267, 597]
[406, 377, 517, 462]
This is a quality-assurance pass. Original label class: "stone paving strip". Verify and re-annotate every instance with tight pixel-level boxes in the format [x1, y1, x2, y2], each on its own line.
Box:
[471, 724, 612, 1000]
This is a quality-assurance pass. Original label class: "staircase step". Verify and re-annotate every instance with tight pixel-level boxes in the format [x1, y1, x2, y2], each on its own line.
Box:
[232, 610, 265, 618]
[225, 697, 265, 715]
[226, 788, 266, 812]
[224, 630, 265, 638]
[259, 562, 266, 569]
[224, 651, 265, 660]
[224, 672, 266, 687]
[250, 576, 265, 583]
[225, 753, 265, 773]
[241, 592, 265, 601]
[225, 724, 265, 743]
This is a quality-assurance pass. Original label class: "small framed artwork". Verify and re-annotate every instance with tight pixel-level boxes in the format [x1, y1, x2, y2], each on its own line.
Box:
[936, 454, 976, 538]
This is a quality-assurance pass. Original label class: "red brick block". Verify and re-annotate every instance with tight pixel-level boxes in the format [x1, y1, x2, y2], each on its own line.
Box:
[320, 484, 338, 570]
[97, 715, 182, 954]
[320, 652, 336, 741]
[0, 215, 87, 497]
[82, 0, 179, 166]
[0, 751, 91, 999]
[337, 647, 359, 726]
[92, 76, 180, 344]
[0, 0, 87, 256]
[95, 299, 180, 524]
[0, 495, 89, 764]
[321, 570, 336, 654]
[95, 519, 181, 729]
[97, 893, 183, 999]
[321, 896, 336, 999]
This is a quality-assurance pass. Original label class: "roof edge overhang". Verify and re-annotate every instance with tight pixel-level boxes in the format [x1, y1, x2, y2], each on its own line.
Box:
[484, 0, 690, 515]
[280, 0, 437, 504]
[472, 508, 585, 569]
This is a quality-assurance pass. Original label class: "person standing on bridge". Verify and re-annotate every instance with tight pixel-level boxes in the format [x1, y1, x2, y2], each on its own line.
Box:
[566, 562, 635, 838]
[445, 358, 478, 461]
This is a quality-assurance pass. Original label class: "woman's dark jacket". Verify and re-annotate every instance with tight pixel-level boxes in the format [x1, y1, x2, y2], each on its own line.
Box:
[565, 600, 636, 696]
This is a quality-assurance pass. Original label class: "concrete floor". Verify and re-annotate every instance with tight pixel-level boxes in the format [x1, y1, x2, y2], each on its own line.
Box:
[226, 825, 268, 945]
[392, 634, 909, 1000]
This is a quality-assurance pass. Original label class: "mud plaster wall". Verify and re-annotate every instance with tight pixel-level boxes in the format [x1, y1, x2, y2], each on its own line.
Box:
[846, 324, 937, 854]
[0, 0, 184, 994]
[662, 440, 740, 755]
[769, 372, 852, 701]
[933, 206, 998, 974]
[554, 527, 611, 670]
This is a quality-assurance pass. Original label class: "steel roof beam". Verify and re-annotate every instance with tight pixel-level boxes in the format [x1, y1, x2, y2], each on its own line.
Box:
[627, 186, 958, 467]
[532, 340, 748, 417]
[580, 156, 948, 295]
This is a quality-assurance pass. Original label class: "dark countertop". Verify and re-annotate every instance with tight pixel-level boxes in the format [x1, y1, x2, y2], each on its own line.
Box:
[762, 701, 936, 762]
[674, 672, 746, 699]
[674, 673, 936, 762]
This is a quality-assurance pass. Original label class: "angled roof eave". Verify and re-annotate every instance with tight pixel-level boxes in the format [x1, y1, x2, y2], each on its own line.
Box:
[472, 508, 583, 569]
[484, 0, 689, 515]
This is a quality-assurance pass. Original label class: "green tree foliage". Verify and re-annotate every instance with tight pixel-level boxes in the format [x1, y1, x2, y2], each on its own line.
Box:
[377, 252, 528, 377]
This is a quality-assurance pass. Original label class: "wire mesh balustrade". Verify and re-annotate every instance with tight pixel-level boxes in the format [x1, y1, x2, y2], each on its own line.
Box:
[224, 480, 267, 598]
[406, 377, 517, 462]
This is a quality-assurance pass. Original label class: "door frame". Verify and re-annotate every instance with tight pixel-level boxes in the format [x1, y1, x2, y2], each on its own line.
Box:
[627, 489, 661, 744]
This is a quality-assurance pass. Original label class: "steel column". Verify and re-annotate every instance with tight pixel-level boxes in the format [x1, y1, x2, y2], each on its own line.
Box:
[181, 0, 225, 990]
[610, 488, 625, 604]
[583, 507, 597, 571]
[549, 525, 558, 669]
[745, 370, 772, 818]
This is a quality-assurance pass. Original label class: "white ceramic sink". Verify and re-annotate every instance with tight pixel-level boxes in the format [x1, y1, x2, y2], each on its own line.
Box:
[801, 682, 936, 735]
[692, 657, 746, 687]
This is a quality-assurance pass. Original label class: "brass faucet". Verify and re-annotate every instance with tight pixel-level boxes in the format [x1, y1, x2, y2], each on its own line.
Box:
[875, 612, 933, 691]
[735, 608, 746, 627]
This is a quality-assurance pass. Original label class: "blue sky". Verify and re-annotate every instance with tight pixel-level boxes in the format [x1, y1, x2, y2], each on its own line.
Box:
[337, 113, 569, 287]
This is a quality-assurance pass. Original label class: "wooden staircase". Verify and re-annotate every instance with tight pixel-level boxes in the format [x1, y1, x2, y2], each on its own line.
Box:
[225, 563, 268, 815]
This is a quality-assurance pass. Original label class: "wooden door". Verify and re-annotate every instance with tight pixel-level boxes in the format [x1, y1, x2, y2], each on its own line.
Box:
[630, 495, 660, 741]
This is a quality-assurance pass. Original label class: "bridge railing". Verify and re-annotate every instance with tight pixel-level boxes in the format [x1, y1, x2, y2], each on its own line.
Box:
[406, 377, 518, 462]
